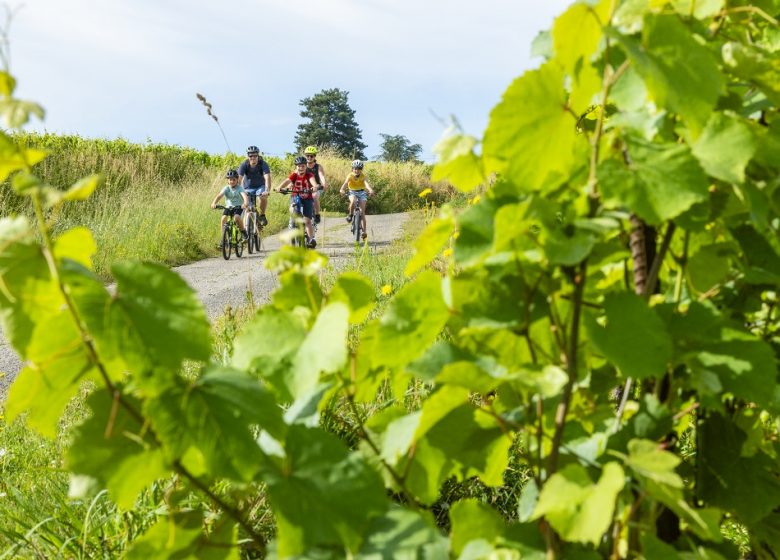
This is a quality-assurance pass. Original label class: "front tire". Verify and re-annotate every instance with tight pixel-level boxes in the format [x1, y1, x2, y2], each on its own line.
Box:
[222, 226, 231, 260]
[235, 226, 244, 258]
[354, 210, 362, 244]
[246, 214, 255, 254]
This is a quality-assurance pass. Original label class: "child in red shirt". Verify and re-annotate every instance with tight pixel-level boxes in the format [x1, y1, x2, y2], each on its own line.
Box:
[274, 156, 320, 248]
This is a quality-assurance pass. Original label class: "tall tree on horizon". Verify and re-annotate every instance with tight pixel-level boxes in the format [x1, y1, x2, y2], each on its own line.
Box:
[377, 133, 422, 162]
[294, 88, 367, 160]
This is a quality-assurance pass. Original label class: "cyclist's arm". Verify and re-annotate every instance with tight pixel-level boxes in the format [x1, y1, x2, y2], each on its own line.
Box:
[317, 165, 327, 189]
[275, 178, 292, 191]
[264, 172, 271, 191]
[365, 179, 374, 196]
[210, 190, 224, 209]
[308, 176, 320, 190]
[339, 178, 349, 195]
[241, 191, 249, 208]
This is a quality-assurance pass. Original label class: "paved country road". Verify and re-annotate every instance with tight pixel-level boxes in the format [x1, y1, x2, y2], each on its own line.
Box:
[0, 212, 410, 396]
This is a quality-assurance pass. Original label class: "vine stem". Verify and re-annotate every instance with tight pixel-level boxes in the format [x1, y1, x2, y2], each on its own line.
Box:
[31, 192, 269, 552]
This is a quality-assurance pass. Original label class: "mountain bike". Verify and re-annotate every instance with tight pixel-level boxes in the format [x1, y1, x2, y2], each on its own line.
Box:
[214, 205, 244, 260]
[243, 199, 264, 254]
[344, 191, 369, 244]
[278, 189, 313, 248]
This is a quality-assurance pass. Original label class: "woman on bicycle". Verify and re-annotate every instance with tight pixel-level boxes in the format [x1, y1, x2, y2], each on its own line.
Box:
[274, 156, 319, 249]
[210, 169, 249, 244]
[340, 159, 374, 240]
[238, 145, 271, 226]
[303, 146, 327, 225]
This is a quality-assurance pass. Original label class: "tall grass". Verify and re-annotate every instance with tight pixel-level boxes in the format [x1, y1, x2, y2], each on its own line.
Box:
[0, 134, 459, 279]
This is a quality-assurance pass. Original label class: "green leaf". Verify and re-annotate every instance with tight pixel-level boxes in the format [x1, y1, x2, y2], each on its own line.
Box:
[691, 113, 756, 183]
[483, 61, 584, 192]
[598, 139, 709, 225]
[109, 261, 211, 370]
[54, 227, 97, 269]
[63, 174, 103, 201]
[126, 512, 238, 560]
[146, 366, 283, 480]
[613, 14, 723, 131]
[405, 206, 455, 276]
[586, 293, 673, 379]
[699, 413, 780, 523]
[552, 0, 610, 74]
[640, 534, 683, 559]
[450, 499, 505, 555]
[454, 198, 498, 267]
[730, 224, 780, 283]
[4, 308, 97, 437]
[669, 0, 724, 19]
[687, 242, 735, 294]
[0, 71, 16, 96]
[290, 302, 349, 399]
[722, 41, 780, 106]
[431, 132, 485, 192]
[641, 478, 721, 541]
[623, 439, 682, 488]
[328, 271, 376, 324]
[370, 271, 450, 370]
[532, 462, 625, 546]
[66, 389, 167, 509]
[356, 507, 448, 559]
[260, 425, 388, 556]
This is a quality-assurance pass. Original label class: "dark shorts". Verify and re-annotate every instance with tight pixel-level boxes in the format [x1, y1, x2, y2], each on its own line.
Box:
[223, 207, 243, 218]
[290, 196, 314, 219]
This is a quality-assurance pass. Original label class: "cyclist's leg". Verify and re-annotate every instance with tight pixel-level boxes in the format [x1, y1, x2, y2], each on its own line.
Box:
[258, 187, 269, 225]
[347, 193, 356, 221]
[359, 198, 368, 234]
[313, 189, 321, 223]
[302, 198, 316, 246]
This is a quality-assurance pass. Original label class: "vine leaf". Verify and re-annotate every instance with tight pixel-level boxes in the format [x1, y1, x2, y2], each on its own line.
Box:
[532, 462, 625, 546]
[450, 499, 505, 555]
[66, 389, 167, 509]
[290, 302, 349, 399]
[613, 14, 724, 132]
[109, 261, 211, 370]
[598, 139, 709, 225]
[699, 413, 780, 524]
[328, 271, 376, 323]
[146, 366, 284, 481]
[691, 113, 756, 184]
[431, 132, 485, 192]
[125, 512, 238, 560]
[405, 206, 454, 276]
[260, 425, 388, 557]
[586, 293, 673, 380]
[356, 507, 448, 559]
[483, 61, 583, 192]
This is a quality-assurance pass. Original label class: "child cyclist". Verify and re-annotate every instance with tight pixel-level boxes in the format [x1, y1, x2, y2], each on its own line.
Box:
[210, 169, 249, 244]
[339, 159, 374, 240]
[303, 145, 327, 224]
[274, 156, 319, 249]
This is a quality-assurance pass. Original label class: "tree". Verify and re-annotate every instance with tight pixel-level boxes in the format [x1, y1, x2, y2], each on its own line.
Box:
[294, 88, 366, 159]
[377, 133, 422, 162]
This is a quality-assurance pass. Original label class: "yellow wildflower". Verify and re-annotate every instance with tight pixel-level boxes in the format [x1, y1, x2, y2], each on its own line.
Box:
[442, 248, 453, 257]
[418, 188, 432, 198]
[472, 194, 481, 205]
[381, 284, 393, 296]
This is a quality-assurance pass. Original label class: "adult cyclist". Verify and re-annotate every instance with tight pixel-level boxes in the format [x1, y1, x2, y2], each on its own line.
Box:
[238, 145, 271, 226]
[304, 146, 327, 224]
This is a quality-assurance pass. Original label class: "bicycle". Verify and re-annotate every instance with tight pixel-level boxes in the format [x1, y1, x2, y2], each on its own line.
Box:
[343, 190, 370, 244]
[214, 205, 244, 260]
[243, 196, 264, 254]
[278, 188, 314, 249]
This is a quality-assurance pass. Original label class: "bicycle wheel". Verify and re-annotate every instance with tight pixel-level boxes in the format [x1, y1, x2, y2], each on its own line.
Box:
[246, 213, 255, 254]
[221, 225, 231, 260]
[254, 225, 262, 252]
[354, 209, 362, 244]
[235, 224, 244, 257]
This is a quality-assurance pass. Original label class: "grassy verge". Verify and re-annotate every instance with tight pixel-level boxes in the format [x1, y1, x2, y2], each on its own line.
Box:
[1, 134, 461, 280]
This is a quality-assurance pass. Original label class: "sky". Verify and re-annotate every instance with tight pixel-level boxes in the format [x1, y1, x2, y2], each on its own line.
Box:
[8, 0, 573, 162]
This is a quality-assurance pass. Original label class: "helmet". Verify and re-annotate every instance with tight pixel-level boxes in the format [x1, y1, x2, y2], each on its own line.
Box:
[225, 169, 239, 178]
[294, 156, 307, 165]
[303, 146, 317, 155]
[246, 145, 259, 155]
[351, 159, 364, 169]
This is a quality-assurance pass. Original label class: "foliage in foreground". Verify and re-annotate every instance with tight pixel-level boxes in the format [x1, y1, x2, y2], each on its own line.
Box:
[1, 1, 780, 559]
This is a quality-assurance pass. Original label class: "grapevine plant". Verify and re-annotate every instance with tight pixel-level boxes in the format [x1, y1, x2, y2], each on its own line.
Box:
[1, 0, 780, 558]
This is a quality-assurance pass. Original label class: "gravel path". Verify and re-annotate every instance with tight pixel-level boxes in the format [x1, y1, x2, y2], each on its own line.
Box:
[0, 212, 410, 396]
